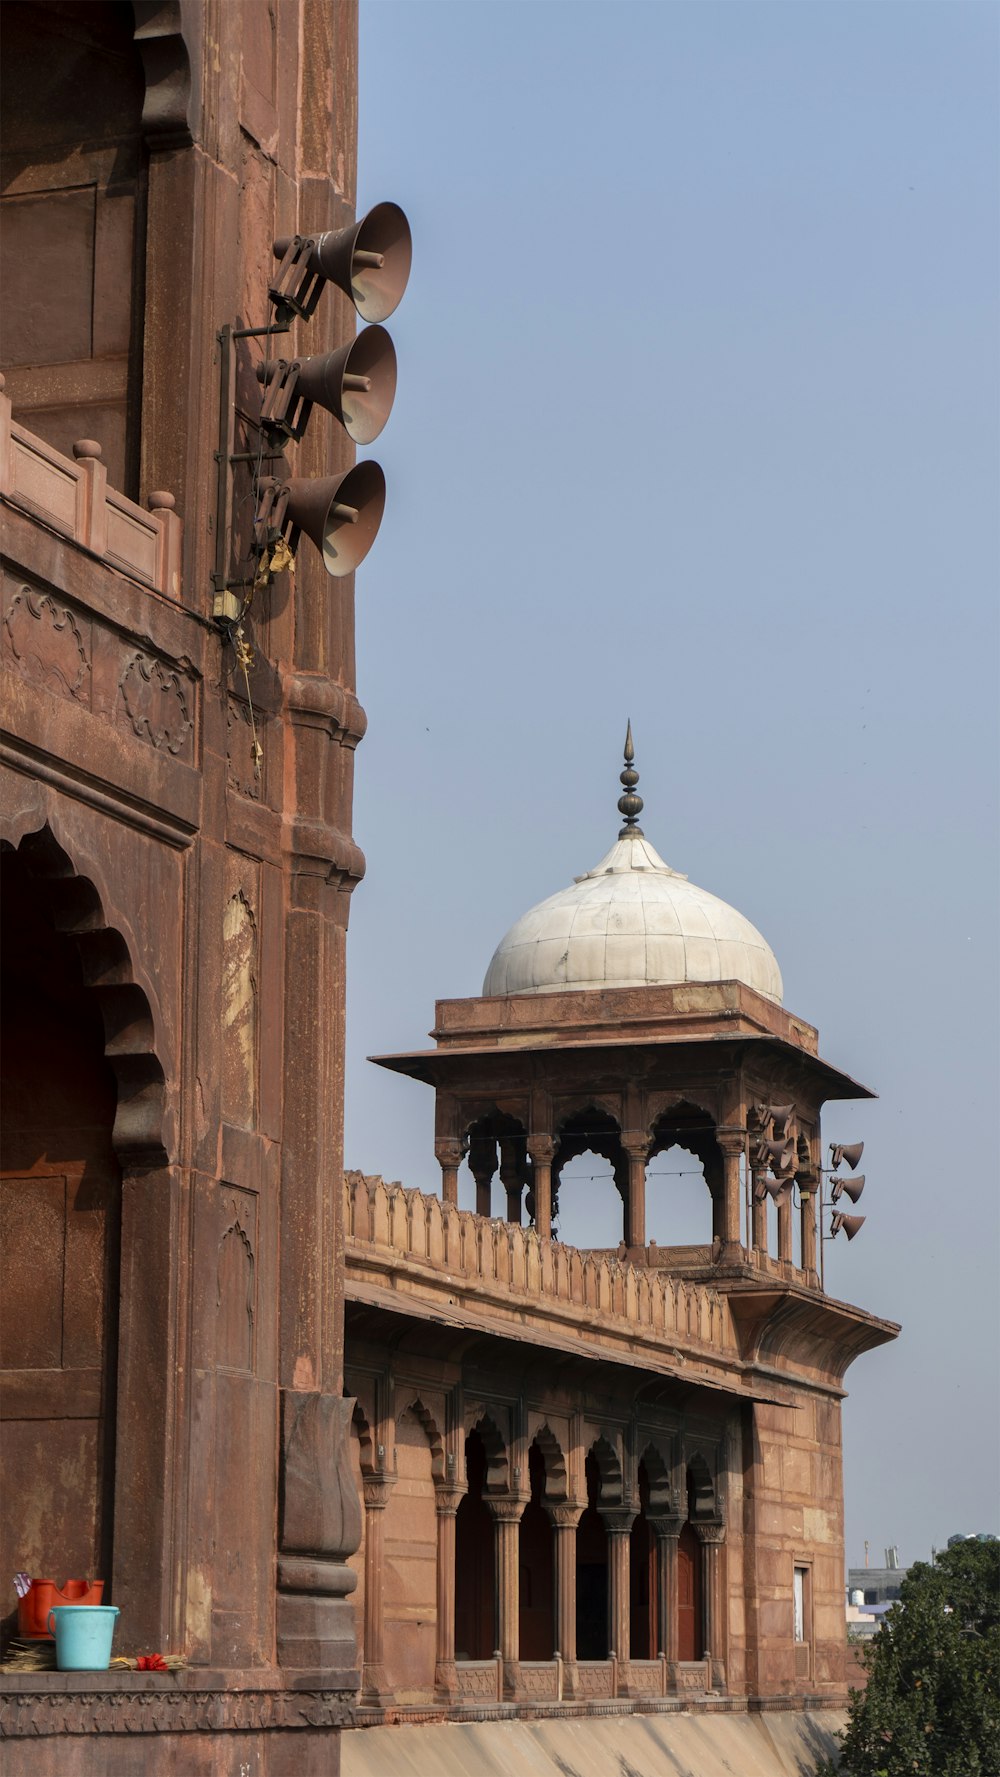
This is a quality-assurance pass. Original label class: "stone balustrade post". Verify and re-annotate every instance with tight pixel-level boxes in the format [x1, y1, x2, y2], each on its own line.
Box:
[489, 1496, 526, 1695]
[603, 1508, 635, 1673]
[432, 1485, 464, 1698]
[694, 1521, 727, 1685]
[434, 1137, 464, 1208]
[359, 1474, 394, 1702]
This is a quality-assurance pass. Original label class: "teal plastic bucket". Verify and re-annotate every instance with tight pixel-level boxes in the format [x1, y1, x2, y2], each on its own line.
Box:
[47, 1604, 120, 1671]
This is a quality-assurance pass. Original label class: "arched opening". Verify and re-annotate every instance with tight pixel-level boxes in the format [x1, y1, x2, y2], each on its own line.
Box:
[457, 1112, 528, 1222]
[646, 1103, 723, 1251]
[0, 842, 121, 1588]
[576, 1449, 609, 1660]
[553, 1106, 626, 1248]
[383, 1404, 437, 1700]
[518, 1439, 555, 1659]
[454, 1428, 496, 1659]
[630, 1459, 656, 1660]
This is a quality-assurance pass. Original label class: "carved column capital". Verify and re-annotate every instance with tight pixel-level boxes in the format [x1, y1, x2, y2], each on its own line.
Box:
[648, 1513, 685, 1542]
[550, 1502, 584, 1531]
[434, 1136, 466, 1167]
[715, 1127, 747, 1157]
[527, 1134, 556, 1164]
[488, 1495, 527, 1525]
[362, 1475, 395, 1511]
[620, 1130, 649, 1160]
[602, 1507, 637, 1537]
[433, 1485, 464, 1517]
[693, 1520, 726, 1546]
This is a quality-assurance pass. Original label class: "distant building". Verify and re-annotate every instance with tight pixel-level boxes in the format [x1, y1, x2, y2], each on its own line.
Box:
[848, 1547, 907, 1608]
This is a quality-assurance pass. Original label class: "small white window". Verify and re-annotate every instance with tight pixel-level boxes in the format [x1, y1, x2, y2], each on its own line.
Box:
[793, 1566, 807, 1642]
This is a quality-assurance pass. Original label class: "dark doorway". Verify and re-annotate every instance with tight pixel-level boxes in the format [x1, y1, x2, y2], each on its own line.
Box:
[0, 845, 121, 1591]
[630, 1461, 656, 1658]
[518, 1440, 555, 1658]
[454, 1429, 495, 1659]
[677, 1521, 702, 1661]
[575, 1450, 609, 1660]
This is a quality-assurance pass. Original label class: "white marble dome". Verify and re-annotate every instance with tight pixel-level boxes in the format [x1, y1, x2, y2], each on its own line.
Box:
[482, 829, 783, 1004]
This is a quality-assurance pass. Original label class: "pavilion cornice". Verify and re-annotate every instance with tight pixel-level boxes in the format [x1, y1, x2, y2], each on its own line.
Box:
[370, 1031, 875, 1104]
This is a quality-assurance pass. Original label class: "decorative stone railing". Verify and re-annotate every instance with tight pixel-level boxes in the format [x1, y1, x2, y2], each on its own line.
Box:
[344, 1174, 739, 1362]
[0, 383, 182, 600]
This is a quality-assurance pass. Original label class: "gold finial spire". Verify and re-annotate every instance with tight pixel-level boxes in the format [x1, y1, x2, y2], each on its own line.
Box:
[617, 720, 644, 837]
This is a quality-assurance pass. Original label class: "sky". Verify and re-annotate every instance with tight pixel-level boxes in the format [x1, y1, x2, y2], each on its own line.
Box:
[345, 0, 999, 1571]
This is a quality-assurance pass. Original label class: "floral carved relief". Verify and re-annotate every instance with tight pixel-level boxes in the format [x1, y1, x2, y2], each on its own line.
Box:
[119, 651, 194, 757]
[3, 586, 90, 703]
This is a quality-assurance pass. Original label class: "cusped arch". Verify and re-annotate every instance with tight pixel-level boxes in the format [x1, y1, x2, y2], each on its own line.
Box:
[529, 1423, 569, 1504]
[351, 1398, 378, 1477]
[686, 1450, 717, 1522]
[3, 825, 168, 1166]
[587, 1434, 623, 1507]
[638, 1440, 674, 1514]
[397, 1395, 446, 1483]
[467, 1411, 509, 1495]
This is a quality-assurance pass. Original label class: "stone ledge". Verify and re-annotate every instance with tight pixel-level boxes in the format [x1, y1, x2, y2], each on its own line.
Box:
[0, 1675, 357, 1738]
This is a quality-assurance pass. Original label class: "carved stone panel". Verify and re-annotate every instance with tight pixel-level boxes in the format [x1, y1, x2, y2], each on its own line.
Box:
[3, 582, 91, 704]
[118, 649, 194, 759]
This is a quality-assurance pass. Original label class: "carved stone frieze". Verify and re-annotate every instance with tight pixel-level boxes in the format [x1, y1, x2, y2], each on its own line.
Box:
[0, 1686, 357, 1738]
[3, 585, 90, 703]
[119, 650, 194, 758]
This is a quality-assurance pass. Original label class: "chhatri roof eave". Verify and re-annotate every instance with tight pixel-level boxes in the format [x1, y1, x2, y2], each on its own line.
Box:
[368, 1031, 877, 1103]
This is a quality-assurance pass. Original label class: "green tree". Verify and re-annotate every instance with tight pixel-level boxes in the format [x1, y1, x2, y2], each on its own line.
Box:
[820, 1538, 999, 1777]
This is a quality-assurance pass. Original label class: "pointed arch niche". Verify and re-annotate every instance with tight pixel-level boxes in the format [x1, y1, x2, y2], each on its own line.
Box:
[0, 825, 167, 1597]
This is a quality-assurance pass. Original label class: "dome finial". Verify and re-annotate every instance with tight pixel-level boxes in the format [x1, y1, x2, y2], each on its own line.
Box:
[617, 719, 644, 837]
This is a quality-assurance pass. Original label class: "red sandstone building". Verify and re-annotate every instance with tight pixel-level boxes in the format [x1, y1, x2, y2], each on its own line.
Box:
[0, 4, 896, 1772]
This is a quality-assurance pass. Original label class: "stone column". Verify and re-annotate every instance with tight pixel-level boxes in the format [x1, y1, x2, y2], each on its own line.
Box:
[751, 1165, 769, 1257]
[717, 1133, 744, 1260]
[551, 1503, 583, 1687]
[360, 1475, 394, 1701]
[435, 1137, 464, 1208]
[777, 1189, 794, 1263]
[433, 1485, 463, 1699]
[800, 1186, 818, 1281]
[499, 1137, 524, 1226]
[695, 1522, 726, 1684]
[469, 1134, 496, 1219]
[527, 1135, 555, 1241]
[621, 1136, 647, 1249]
[604, 1509, 635, 1669]
[490, 1497, 525, 1695]
[651, 1514, 684, 1660]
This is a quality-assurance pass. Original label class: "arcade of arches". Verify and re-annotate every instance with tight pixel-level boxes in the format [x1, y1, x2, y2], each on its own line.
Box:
[344, 1365, 731, 1707]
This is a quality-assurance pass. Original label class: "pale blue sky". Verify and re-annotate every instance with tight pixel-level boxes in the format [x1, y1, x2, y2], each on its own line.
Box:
[345, 0, 999, 1568]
